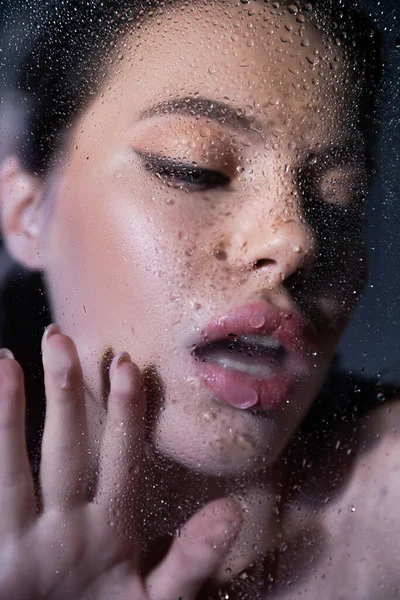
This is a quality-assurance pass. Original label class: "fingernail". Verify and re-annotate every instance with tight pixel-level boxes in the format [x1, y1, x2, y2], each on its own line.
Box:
[0, 348, 14, 360]
[109, 352, 131, 382]
[42, 323, 61, 348]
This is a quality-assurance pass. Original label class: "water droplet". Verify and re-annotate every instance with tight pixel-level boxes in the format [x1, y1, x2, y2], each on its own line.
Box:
[306, 54, 319, 65]
[200, 126, 211, 137]
[169, 292, 182, 303]
[287, 4, 298, 14]
[249, 313, 266, 328]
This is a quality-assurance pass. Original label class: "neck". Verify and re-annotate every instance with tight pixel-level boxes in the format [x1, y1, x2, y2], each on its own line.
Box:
[139, 446, 286, 583]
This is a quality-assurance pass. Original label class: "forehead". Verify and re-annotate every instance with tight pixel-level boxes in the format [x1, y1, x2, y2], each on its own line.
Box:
[87, 2, 361, 149]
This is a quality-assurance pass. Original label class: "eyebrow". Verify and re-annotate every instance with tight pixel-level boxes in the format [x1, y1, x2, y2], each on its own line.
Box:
[139, 96, 264, 133]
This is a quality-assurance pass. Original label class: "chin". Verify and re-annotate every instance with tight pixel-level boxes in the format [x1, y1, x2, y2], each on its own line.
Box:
[153, 402, 281, 478]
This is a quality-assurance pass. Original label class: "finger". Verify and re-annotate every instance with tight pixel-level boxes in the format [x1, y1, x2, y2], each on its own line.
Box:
[40, 325, 88, 510]
[0, 350, 36, 535]
[95, 353, 145, 534]
[146, 498, 242, 600]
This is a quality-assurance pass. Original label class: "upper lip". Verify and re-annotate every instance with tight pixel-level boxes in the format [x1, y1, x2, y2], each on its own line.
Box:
[192, 301, 314, 357]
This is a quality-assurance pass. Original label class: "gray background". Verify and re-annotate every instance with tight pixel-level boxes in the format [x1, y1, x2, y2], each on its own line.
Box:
[338, 0, 400, 382]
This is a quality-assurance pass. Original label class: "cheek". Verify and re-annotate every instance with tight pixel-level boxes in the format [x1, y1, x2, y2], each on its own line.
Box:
[43, 176, 208, 354]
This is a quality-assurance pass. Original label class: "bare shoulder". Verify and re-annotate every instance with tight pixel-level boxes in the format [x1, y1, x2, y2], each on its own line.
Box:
[318, 399, 400, 598]
[348, 397, 400, 488]
[330, 396, 400, 523]
[274, 398, 400, 600]
[325, 396, 400, 521]
[363, 395, 400, 434]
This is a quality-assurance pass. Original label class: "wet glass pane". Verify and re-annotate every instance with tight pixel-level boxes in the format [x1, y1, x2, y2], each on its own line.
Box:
[0, 1, 399, 598]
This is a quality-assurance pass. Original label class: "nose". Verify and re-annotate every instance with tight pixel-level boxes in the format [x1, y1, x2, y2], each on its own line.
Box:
[225, 204, 317, 286]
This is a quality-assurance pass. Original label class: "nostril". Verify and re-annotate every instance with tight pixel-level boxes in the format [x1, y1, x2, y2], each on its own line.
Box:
[251, 258, 276, 270]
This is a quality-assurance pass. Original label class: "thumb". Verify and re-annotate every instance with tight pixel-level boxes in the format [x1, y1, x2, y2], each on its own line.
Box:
[145, 498, 242, 600]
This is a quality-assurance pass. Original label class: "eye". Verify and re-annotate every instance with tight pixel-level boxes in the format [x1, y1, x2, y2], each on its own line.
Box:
[139, 152, 231, 191]
[297, 150, 368, 243]
[298, 149, 368, 208]
[318, 169, 368, 206]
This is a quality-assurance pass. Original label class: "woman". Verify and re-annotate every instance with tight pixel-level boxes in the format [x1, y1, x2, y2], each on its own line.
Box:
[0, 0, 398, 598]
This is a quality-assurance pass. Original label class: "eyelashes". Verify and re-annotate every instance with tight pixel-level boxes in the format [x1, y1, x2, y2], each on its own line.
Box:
[137, 150, 367, 208]
[138, 152, 231, 191]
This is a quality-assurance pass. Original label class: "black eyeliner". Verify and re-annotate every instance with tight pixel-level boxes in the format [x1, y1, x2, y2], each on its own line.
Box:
[136, 151, 230, 190]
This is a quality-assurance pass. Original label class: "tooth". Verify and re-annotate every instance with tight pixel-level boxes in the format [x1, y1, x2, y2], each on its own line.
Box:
[217, 356, 274, 376]
[238, 335, 281, 349]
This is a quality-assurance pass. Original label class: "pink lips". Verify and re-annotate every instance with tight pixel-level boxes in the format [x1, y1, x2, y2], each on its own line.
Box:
[191, 302, 314, 411]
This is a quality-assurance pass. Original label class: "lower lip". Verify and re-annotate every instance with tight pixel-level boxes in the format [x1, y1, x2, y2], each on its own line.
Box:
[192, 360, 297, 411]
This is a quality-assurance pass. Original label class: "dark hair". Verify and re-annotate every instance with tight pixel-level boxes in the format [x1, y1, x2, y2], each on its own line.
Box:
[0, 0, 383, 174]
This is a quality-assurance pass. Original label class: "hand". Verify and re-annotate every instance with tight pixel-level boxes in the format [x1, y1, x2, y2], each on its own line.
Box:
[0, 326, 241, 600]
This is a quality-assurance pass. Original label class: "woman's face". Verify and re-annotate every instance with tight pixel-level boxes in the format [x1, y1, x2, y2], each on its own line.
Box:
[37, 2, 368, 476]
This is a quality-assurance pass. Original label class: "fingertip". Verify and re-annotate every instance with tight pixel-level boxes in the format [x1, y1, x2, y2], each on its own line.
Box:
[200, 499, 243, 548]
[146, 498, 242, 600]
[43, 323, 62, 340]
[42, 325, 81, 361]
[41, 323, 62, 352]
[109, 353, 143, 398]
[0, 353, 24, 392]
[179, 498, 243, 559]
[210, 498, 243, 526]
[0, 348, 14, 360]
[109, 351, 131, 383]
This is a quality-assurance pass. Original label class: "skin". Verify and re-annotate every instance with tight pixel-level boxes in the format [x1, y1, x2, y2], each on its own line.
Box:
[20, 3, 365, 473]
[275, 404, 400, 600]
[0, 336, 242, 600]
[0, 2, 383, 598]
